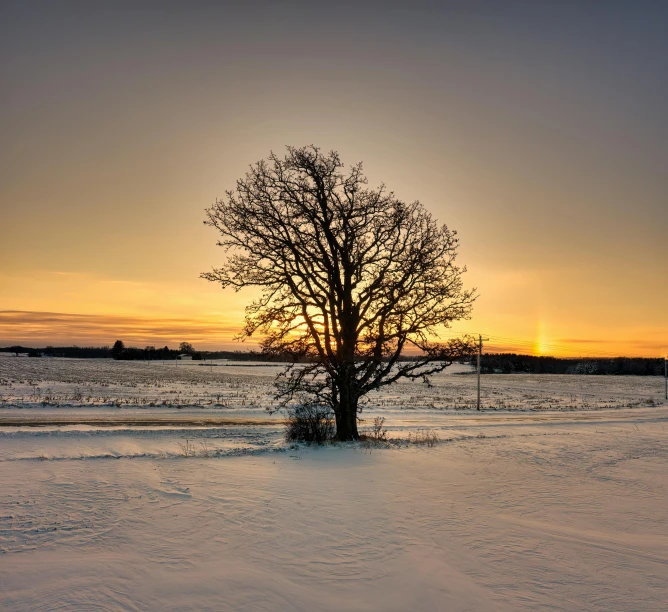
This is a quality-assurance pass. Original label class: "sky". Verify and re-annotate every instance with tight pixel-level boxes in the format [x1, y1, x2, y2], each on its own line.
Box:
[1, 0, 666, 357]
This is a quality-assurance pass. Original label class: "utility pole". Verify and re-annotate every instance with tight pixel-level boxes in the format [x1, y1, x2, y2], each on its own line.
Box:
[477, 334, 489, 411]
[665, 358, 667, 401]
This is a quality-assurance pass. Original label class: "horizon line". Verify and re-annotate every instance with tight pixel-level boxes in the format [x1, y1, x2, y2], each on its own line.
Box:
[1, 310, 665, 359]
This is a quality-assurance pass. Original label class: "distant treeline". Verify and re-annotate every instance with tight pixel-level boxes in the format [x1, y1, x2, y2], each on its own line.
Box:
[1, 346, 664, 375]
[110, 340, 299, 362]
[474, 353, 665, 376]
[113, 347, 293, 362]
[0, 344, 295, 362]
[0, 345, 111, 359]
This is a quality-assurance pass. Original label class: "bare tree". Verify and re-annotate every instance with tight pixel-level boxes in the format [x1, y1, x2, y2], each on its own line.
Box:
[111, 340, 125, 360]
[203, 146, 476, 440]
[179, 342, 194, 355]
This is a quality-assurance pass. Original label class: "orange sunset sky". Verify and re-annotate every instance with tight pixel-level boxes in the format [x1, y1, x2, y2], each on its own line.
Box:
[1, 2, 666, 357]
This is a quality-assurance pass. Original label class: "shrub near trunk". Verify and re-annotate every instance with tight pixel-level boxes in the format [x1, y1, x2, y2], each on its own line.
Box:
[285, 405, 335, 444]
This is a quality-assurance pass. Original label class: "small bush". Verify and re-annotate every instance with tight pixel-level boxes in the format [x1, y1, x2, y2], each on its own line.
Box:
[177, 439, 196, 457]
[360, 416, 388, 443]
[408, 428, 439, 447]
[285, 404, 335, 444]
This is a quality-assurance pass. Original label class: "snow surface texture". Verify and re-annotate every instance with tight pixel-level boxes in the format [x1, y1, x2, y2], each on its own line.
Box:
[1, 355, 667, 610]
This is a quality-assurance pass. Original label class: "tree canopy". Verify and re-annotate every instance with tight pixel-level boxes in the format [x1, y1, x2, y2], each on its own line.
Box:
[203, 146, 476, 440]
[179, 342, 195, 355]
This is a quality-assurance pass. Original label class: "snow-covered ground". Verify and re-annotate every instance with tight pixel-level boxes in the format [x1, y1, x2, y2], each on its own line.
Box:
[1, 355, 667, 610]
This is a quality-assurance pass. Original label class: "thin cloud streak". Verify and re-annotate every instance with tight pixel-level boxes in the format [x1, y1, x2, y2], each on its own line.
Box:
[0, 311, 250, 350]
[1, 311, 664, 357]
[557, 338, 615, 344]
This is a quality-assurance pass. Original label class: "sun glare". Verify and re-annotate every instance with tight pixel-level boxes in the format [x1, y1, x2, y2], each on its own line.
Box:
[534, 322, 550, 355]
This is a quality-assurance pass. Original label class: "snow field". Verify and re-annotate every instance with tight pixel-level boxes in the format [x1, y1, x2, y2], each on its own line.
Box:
[1, 422, 667, 611]
[1, 355, 665, 417]
[0, 354, 667, 610]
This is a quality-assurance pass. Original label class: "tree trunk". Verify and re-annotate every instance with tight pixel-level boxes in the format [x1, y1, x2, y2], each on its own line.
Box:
[335, 379, 359, 441]
[336, 304, 359, 440]
[335, 405, 359, 441]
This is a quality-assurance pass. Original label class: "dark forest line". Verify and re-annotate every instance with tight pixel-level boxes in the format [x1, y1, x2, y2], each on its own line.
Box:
[475, 353, 665, 376]
[0, 345, 278, 362]
[0, 345, 665, 375]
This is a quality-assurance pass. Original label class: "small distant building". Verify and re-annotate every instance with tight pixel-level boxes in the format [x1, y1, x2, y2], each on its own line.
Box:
[178, 354, 193, 360]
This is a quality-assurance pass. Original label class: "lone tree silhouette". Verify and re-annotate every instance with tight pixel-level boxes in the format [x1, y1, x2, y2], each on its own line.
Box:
[203, 146, 476, 440]
[179, 342, 195, 355]
[111, 340, 125, 359]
